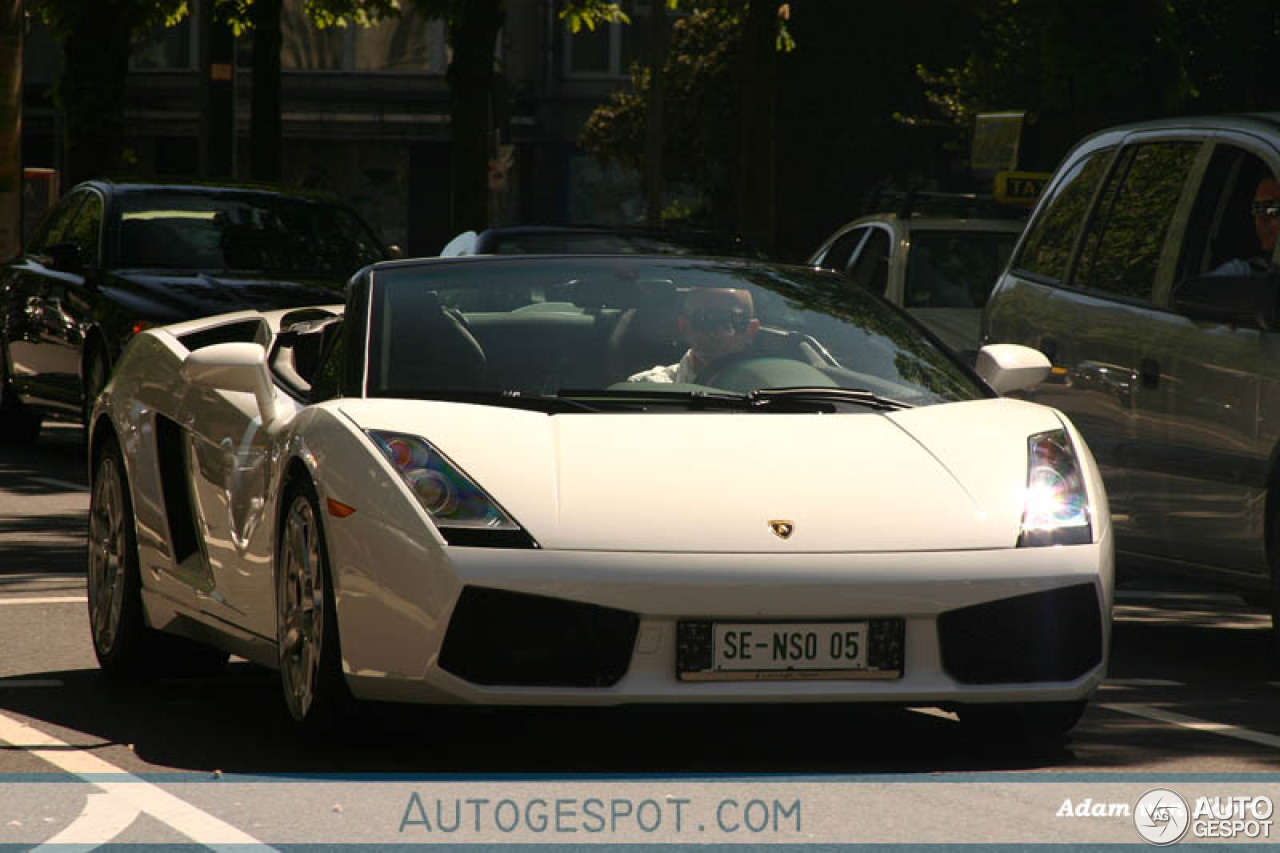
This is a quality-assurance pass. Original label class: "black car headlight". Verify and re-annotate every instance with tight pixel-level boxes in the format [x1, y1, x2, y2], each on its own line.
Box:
[368, 430, 535, 548]
[1018, 429, 1092, 547]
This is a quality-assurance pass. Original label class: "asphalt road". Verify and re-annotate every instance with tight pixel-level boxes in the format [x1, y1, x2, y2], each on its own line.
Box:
[3, 420, 1280, 846]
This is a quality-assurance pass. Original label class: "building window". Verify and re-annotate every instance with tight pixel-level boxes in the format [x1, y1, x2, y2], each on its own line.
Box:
[281, 0, 447, 73]
[132, 15, 197, 71]
[563, 0, 650, 79]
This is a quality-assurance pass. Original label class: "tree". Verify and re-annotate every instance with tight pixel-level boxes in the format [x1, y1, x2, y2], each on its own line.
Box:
[29, 0, 186, 184]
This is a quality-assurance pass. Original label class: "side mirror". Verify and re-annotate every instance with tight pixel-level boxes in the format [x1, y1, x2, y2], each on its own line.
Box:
[181, 342, 279, 425]
[975, 343, 1051, 394]
[1171, 271, 1277, 329]
[42, 242, 84, 273]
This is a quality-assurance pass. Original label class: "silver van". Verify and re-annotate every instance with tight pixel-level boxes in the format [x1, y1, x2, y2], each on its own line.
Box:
[983, 114, 1280, 621]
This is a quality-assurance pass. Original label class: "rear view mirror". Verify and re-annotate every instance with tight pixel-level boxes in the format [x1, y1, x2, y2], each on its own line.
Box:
[975, 343, 1051, 394]
[181, 342, 279, 425]
[42, 242, 84, 273]
[1171, 270, 1278, 329]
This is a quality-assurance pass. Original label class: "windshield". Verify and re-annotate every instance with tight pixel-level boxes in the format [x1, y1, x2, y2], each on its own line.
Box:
[115, 191, 385, 277]
[366, 257, 987, 408]
[903, 228, 1018, 309]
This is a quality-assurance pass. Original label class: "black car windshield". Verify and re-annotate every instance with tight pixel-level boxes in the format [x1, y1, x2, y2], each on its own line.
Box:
[115, 190, 384, 276]
[365, 256, 988, 408]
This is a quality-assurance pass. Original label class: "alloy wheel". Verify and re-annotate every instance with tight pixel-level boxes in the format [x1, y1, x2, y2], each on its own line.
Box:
[87, 457, 127, 656]
[279, 494, 325, 720]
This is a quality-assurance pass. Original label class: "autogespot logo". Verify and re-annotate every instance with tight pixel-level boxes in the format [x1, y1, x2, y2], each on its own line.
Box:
[1134, 788, 1190, 845]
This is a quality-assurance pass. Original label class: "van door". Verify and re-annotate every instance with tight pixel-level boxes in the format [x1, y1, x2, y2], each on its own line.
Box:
[1068, 138, 1203, 560]
[1134, 140, 1280, 578]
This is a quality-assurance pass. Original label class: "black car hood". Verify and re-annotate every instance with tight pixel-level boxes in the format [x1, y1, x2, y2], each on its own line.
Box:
[109, 270, 344, 321]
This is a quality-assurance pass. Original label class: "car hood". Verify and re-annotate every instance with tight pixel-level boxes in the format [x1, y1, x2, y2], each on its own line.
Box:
[336, 397, 1069, 552]
[108, 270, 342, 320]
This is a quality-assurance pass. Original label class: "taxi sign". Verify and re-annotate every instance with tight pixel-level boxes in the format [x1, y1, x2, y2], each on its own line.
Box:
[994, 171, 1051, 205]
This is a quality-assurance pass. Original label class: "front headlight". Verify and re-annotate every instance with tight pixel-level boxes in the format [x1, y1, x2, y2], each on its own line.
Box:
[1018, 428, 1091, 547]
[368, 430, 535, 548]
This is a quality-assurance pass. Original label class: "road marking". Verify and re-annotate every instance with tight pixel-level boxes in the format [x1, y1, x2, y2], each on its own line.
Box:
[33, 792, 140, 850]
[0, 710, 274, 849]
[1102, 702, 1280, 750]
[0, 680, 64, 689]
[1103, 678, 1184, 687]
[0, 596, 87, 606]
[30, 476, 90, 493]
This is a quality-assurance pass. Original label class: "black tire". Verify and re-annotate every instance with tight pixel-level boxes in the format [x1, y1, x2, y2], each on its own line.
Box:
[0, 344, 42, 443]
[88, 435, 229, 678]
[276, 475, 352, 730]
[958, 700, 1087, 742]
[87, 435, 159, 676]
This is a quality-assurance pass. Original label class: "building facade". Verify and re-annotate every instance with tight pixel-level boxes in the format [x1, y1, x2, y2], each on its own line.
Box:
[21, 0, 652, 257]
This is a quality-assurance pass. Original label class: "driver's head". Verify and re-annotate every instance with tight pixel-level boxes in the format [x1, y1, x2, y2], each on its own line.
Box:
[677, 287, 760, 368]
[1254, 177, 1280, 255]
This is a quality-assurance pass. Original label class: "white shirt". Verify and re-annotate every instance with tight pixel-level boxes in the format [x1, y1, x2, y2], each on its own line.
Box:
[627, 350, 697, 384]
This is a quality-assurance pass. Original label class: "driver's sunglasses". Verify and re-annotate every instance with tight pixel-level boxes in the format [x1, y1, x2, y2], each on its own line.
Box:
[687, 308, 752, 334]
[1252, 200, 1280, 219]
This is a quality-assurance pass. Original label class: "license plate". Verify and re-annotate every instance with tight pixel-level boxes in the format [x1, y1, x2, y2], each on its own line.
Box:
[676, 619, 904, 681]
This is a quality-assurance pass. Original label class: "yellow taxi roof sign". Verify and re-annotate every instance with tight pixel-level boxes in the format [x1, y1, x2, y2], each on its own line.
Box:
[994, 171, 1052, 205]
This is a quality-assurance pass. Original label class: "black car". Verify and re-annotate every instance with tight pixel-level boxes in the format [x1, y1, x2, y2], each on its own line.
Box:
[0, 180, 388, 440]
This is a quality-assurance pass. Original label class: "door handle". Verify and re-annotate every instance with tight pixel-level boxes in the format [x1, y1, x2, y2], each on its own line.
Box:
[1139, 357, 1160, 388]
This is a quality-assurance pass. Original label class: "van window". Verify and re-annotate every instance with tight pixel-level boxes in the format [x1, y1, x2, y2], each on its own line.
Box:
[1075, 141, 1200, 300]
[1177, 146, 1277, 281]
[1011, 149, 1110, 283]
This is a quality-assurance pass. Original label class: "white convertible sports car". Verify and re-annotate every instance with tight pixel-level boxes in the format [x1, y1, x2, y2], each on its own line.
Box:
[85, 254, 1112, 737]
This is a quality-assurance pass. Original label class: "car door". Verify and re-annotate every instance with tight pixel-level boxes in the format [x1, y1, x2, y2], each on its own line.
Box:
[1066, 136, 1204, 560]
[173, 319, 279, 640]
[2, 190, 87, 406]
[1132, 137, 1280, 576]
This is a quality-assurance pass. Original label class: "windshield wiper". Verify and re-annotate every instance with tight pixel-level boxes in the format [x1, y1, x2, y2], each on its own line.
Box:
[374, 389, 601, 413]
[746, 387, 911, 411]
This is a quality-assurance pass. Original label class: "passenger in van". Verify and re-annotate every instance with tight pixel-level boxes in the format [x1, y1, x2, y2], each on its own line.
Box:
[627, 287, 761, 383]
[1213, 175, 1280, 276]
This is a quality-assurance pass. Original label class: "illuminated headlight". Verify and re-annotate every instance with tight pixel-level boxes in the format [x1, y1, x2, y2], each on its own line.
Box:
[368, 430, 534, 547]
[1018, 429, 1091, 547]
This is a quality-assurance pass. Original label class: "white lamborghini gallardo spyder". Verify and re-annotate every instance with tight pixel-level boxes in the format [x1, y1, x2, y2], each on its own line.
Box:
[85, 254, 1112, 737]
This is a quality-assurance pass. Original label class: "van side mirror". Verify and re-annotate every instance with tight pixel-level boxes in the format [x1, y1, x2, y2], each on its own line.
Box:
[1171, 270, 1278, 330]
[975, 343, 1052, 394]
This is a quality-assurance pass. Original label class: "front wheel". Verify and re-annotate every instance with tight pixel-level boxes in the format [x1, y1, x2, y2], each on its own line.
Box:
[87, 436, 154, 675]
[277, 476, 351, 728]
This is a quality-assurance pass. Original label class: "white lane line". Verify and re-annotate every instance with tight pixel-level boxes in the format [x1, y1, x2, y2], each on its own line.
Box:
[0, 680, 64, 689]
[0, 710, 274, 850]
[30, 476, 90, 493]
[33, 792, 141, 850]
[1103, 678, 1184, 687]
[0, 597, 88, 606]
[1102, 702, 1280, 750]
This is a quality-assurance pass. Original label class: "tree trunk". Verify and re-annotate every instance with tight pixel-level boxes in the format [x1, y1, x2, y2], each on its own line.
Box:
[446, 0, 503, 233]
[250, 0, 283, 182]
[738, 0, 776, 253]
[59, 0, 135, 185]
[644, 1, 667, 226]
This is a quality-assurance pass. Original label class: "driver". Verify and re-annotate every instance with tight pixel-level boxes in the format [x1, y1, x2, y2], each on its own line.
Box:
[627, 287, 760, 383]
